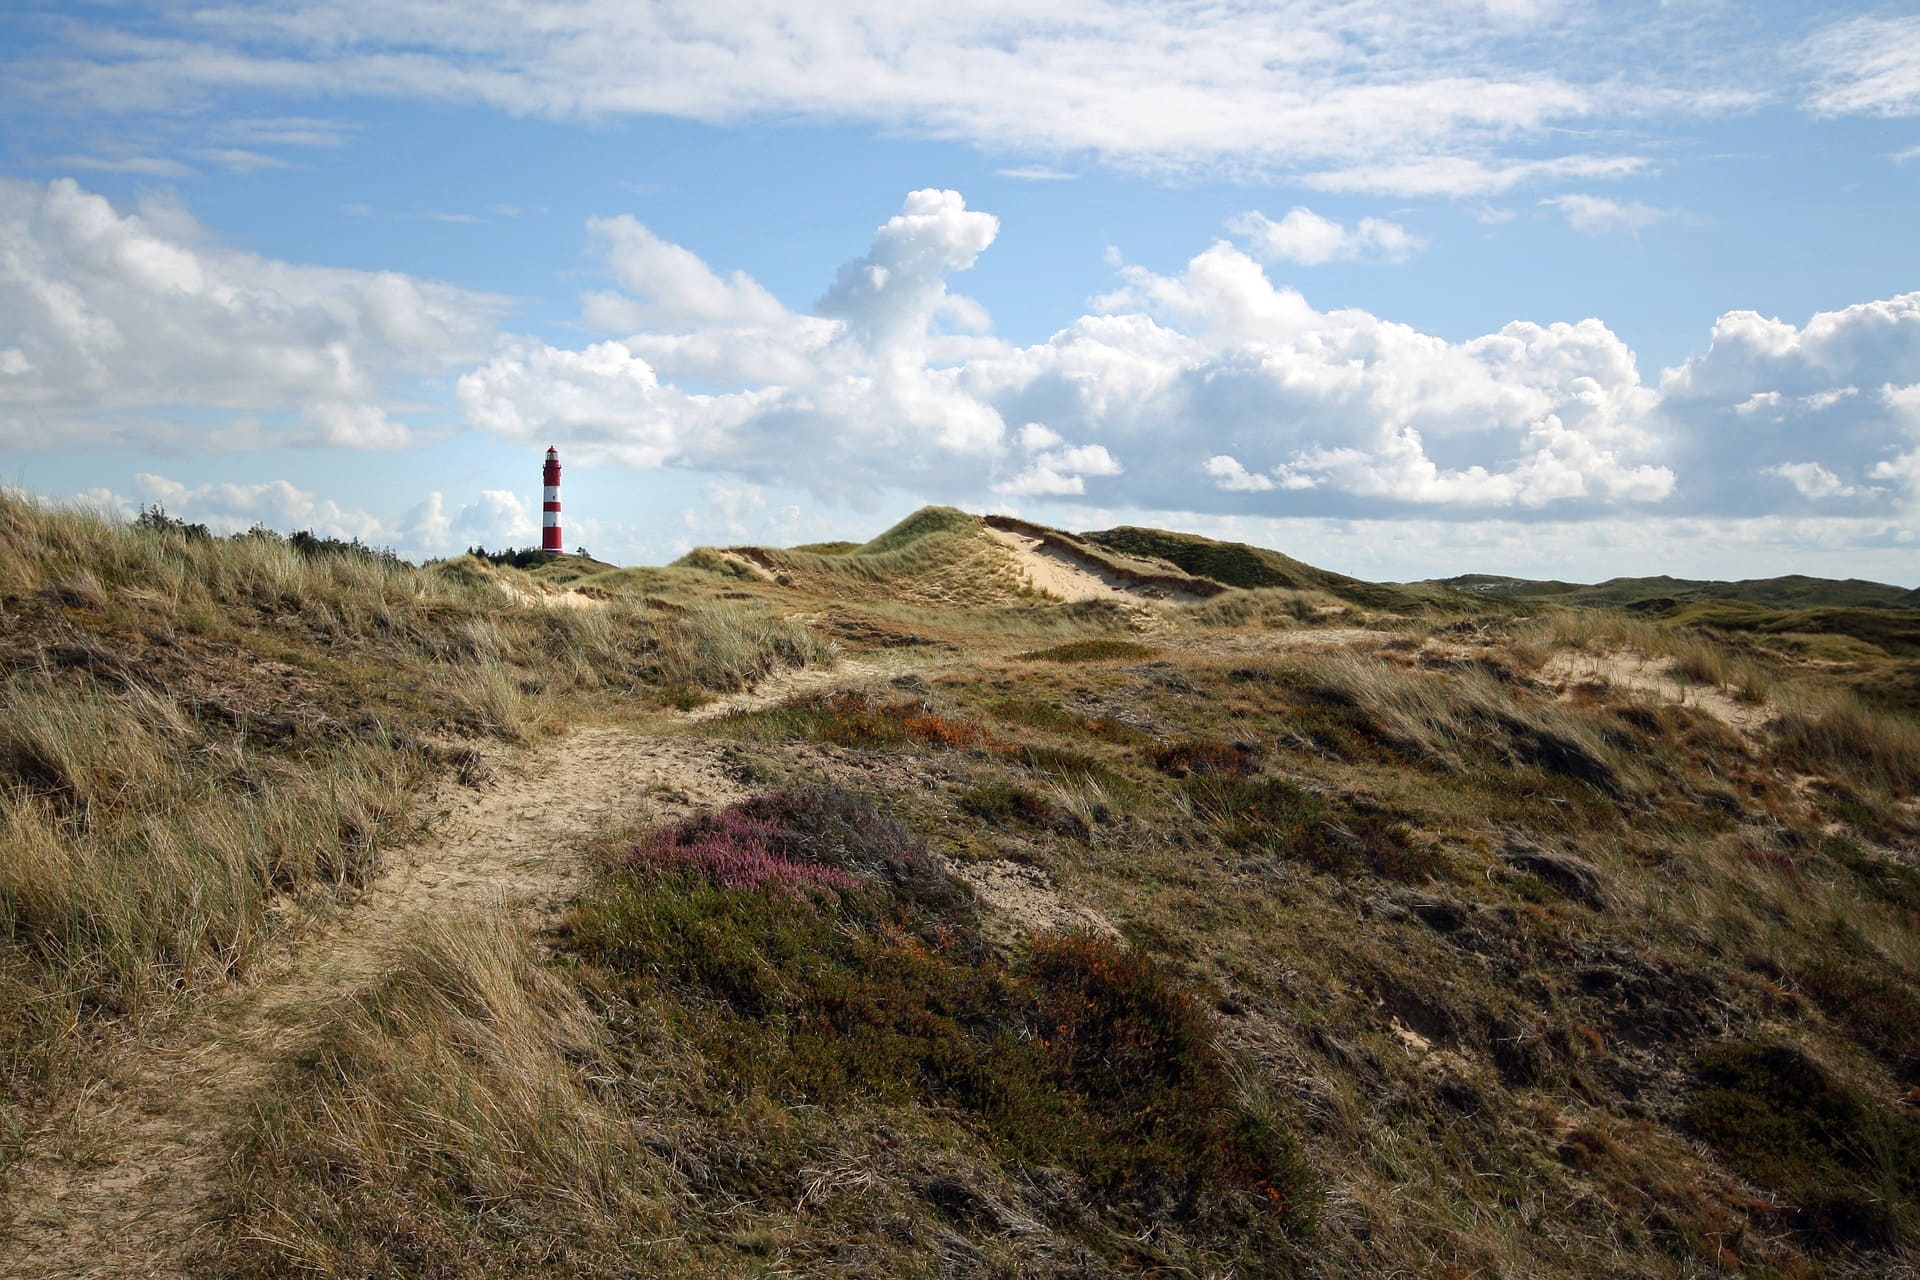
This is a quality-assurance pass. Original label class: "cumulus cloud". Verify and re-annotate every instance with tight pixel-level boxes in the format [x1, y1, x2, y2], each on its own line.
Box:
[1228, 207, 1424, 266]
[581, 214, 791, 332]
[995, 430, 1123, 497]
[459, 189, 1920, 531]
[129, 473, 386, 540]
[1659, 296, 1920, 513]
[459, 190, 1703, 519]
[1765, 462, 1857, 501]
[80, 472, 549, 559]
[816, 190, 1000, 356]
[0, 178, 506, 451]
[398, 488, 538, 551]
[9, 1, 1747, 189]
[1541, 193, 1668, 235]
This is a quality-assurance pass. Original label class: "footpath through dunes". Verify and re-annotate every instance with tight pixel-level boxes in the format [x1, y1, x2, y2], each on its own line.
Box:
[0, 718, 779, 1280]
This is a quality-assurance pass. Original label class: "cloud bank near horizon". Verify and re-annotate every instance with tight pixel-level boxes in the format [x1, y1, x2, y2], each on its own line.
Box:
[6, 178, 1917, 568]
[461, 187, 1920, 525]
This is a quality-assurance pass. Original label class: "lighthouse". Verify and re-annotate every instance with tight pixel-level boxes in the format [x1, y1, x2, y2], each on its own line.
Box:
[541, 446, 564, 553]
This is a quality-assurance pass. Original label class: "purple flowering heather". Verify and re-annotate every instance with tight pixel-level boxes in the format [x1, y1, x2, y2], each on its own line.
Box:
[631, 806, 864, 897]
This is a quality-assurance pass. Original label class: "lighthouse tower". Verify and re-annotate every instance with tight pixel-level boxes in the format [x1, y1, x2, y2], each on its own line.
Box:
[541, 446, 564, 553]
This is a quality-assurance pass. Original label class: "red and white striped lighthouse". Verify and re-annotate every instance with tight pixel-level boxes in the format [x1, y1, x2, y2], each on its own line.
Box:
[541, 446, 564, 553]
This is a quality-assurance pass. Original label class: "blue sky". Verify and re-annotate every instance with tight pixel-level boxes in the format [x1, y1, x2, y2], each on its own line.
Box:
[3, 1, 1918, 583]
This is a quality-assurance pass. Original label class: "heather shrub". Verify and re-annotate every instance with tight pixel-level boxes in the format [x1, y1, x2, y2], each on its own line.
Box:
[959, 780, 1056, 826]
[566, 792, 1318, 1241]
[767, 692, 999, 752]
[1682, 1042, 1920, 1246]
[1015, 639, 1156, 663]
[626, 807, 862, 898]
[1151, 736, 1261, 778]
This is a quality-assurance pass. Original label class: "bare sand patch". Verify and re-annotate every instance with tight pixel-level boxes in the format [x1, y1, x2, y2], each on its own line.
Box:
[1540, 648, 1775, 735]
[985, 526, 1205, 605]
[948, 858, 1119, 941]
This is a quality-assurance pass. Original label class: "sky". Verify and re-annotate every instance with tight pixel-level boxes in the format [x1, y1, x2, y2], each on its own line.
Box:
[2, 2, 1918, 584]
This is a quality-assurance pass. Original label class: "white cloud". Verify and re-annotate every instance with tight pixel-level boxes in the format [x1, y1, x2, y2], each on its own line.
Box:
[1303, 154, 1651, 198]
[461, 190, 1689, 518]
[995, 441, 1123, 497]
[193, 148, 292, 172]
[46, 154, 196, 178]
[1805, 16, 1920, 118]
[1228, 207, 1423, 266]
[816, 189, 1000, 355]
[1898, 144, 1920, 165]
[582, 214, 791, 332]
[1052, 503, 1920, 587]
[0, 178, 506, 451]
[11, 2, 1745, 190]
[399, 488, 538, 552]
[1802, 386, 1858, 412]
[1205, 455, 1276, 492]
[997, 166, 1076, 181]
[1541, 193, 1668, 235]
[217, 116, 353, 149]
[130, 473, 386, 541]
[697, 481, 767, 539]
[460, 191, 1920, 530]
[1660, 300, 1920, 513]
[1765, 462, 1857, 501]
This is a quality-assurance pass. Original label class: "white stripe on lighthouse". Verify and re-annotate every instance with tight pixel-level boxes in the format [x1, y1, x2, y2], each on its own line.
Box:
[543, 509, 559, 527]
[544, 486, 559, 502]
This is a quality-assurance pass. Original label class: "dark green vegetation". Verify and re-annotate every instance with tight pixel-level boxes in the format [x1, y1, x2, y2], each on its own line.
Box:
[1084, 523, 1434, 611]
[1682, 1042, 1920, 1245]
[1016, 638, 1158, 663]
[567, 790, 1317, 1250]
[1436, 570, 1920, 611]
[6, 492, 1920, 1278]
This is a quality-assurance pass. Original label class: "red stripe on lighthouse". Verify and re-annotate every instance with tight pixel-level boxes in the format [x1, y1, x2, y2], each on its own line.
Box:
[541, 446, 564, 552]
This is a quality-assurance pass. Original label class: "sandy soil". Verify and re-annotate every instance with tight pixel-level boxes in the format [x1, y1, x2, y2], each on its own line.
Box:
[494, 578, 606, 610]
[714, 549, 780, 582]
[1539, 648, 1775, 736]
[948, 859, 1118, 942]
[984, 527, 1204, 605]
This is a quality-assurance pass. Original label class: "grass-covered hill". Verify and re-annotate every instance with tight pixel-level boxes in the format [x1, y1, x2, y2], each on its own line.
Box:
[1436, 570, 1920, 612]
[4, 489, 1920, 1279]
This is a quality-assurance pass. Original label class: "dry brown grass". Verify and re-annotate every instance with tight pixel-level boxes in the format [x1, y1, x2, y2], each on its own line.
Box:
[221, 916, 680, 1277]
[0, 488, 836, 1196]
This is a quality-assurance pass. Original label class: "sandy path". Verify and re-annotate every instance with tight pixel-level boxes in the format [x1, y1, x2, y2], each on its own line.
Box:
[0, 724, 754, 1280]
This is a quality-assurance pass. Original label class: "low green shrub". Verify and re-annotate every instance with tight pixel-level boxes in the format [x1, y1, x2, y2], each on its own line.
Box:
[565, 788, 1318, 1239]
[1682, 1041, 1920, 1247]
[1015, 639, 1156, 663]
[1181, 775, 1431, 880]
[959, 781, 1055, 827]
[1152, 737, 1261, 778]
